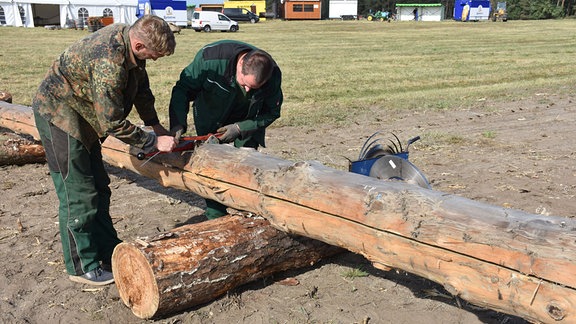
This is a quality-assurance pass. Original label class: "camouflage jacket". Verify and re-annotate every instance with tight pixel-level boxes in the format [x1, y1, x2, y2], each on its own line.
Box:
[32, 24, 159, 151]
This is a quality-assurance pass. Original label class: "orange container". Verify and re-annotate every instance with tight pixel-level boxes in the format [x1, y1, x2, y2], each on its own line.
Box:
[101, 17, 114, 26]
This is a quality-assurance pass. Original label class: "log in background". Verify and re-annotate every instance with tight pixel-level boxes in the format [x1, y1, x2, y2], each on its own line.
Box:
[0, 131, 44, 166]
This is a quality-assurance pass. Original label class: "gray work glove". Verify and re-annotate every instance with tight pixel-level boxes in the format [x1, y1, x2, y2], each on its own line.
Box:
[170, 125, 184, 144]
[217, 123, 241, 143]
[170, 125, 184, 137]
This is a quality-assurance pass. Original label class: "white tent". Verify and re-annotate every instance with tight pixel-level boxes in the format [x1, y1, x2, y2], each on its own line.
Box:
[0, 1, 139, 28]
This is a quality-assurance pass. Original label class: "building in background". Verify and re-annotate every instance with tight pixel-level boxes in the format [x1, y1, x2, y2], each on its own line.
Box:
[138, 0, 188, 26]
[282, 0, 321, 20]
[453, 0, 490, 21]
[222, 0, 266, 20]
[328, 0, 357, 19]
[395, 3, 444, 21]
[0, 0, 138, 28]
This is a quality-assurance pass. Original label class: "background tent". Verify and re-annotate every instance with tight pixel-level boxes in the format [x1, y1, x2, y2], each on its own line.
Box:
[0, 1, 139, 28]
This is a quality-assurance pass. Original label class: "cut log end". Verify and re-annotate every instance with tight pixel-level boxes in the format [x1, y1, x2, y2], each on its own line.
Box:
[112, 216, 342, 319]
[112, 242, 159, 319]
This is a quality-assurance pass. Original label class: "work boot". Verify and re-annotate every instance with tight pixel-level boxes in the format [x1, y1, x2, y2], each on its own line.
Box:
[69, 266, 114, 286]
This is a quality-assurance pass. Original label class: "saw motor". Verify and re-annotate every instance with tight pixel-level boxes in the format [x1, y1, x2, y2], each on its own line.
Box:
[349, 132, 431, 189]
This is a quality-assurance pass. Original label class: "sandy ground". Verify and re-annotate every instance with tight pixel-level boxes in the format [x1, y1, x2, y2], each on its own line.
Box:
[1, 92, 574, 323]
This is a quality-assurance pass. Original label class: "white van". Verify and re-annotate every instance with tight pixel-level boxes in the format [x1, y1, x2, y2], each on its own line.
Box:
[191, 11, 239, 32]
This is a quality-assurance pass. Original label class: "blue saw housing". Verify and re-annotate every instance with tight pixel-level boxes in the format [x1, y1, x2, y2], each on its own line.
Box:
[349, 132, 431, 189]
[350, 152, 408, 176]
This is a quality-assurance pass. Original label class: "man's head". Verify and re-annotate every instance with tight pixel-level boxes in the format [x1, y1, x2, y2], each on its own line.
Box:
[236, 50, 274, 92]
[129, 15, 176, 60]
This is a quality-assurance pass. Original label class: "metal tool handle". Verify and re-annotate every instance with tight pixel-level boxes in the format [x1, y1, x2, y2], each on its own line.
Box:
[406, 136, 421, 151]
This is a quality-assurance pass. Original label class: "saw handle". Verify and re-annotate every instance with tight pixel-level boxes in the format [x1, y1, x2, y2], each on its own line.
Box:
[405, 136, 421, 152]
[407, 136, 420, 146]
[135, 133, 222, 160]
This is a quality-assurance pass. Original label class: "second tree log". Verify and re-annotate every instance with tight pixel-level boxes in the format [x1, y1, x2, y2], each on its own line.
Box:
[112, 215, 341, 319]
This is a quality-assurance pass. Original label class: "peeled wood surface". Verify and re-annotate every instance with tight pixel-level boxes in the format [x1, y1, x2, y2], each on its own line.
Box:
[0, 102, 39, 140]
[3, 102, 576, 323]
[112, 215, 341, 319]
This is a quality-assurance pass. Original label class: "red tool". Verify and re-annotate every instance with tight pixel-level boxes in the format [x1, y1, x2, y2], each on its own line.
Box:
[136, 133, 222, 160]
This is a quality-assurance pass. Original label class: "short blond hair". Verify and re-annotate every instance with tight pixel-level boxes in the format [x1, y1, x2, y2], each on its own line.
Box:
[130, 15, 176, 56]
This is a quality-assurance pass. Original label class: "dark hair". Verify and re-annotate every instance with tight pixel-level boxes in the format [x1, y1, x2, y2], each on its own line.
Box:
[130, 15, 176, 56]
[241, 50, 274, 86]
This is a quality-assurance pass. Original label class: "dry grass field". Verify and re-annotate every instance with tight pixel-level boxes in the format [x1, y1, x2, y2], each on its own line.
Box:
[1, 19, 576, 323]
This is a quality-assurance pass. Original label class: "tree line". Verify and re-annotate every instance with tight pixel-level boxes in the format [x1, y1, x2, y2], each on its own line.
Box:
[359, 0, 573, 19]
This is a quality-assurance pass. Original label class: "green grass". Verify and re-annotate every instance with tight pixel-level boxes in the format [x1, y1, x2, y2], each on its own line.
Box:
[341, 267, 369, 279]
[1, 19, 575, 129]
[482, 130, 496, 139]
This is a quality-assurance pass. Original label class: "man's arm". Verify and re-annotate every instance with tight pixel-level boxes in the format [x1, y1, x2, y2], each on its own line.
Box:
[91, 57, 173, 153]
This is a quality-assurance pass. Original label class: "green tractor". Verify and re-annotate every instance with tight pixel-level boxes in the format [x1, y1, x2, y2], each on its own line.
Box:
[492, 2, 508, 22]
[367, 10, 390, 22]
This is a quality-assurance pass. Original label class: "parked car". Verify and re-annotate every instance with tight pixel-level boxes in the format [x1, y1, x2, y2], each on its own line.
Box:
[191, 11, 239, 32]
[222, 8, 260, 23]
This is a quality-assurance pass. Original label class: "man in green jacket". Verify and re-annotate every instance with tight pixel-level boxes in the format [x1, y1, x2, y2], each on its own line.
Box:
[169, 40, 283, 220]
[33, 15, 178, 286]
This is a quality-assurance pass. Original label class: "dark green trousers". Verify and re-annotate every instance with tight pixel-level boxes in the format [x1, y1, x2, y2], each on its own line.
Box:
[34, 111, 121, 275]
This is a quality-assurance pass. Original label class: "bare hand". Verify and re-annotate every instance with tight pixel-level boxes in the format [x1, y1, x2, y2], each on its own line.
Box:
[156, 135, 177, 152]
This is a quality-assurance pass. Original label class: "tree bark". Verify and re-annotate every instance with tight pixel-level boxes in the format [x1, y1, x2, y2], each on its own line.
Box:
[2, 102, 576, 323]
[112, 215, 342, 319]
[0, 132, 45, 166]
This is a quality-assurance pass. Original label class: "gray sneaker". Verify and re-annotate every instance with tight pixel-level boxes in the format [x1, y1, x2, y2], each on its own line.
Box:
[101, 262, 112, 272]
[69, 266, 115, 286]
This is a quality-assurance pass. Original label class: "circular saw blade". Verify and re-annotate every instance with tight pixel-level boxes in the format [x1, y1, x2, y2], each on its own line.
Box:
[369, 155, 431, 189]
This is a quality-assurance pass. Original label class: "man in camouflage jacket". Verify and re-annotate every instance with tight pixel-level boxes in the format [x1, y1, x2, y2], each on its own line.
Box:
[32, 15, 177, 286]
[169, 40, 283, 220]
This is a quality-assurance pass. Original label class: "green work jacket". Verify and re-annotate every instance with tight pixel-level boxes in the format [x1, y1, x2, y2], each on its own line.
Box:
[169, 40, 283, 148]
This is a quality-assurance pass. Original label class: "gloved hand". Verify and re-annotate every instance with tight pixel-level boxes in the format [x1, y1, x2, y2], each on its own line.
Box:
[170, 125, 184, 138]
[170, 125, 184, 144]
[217, 123, 241, 143]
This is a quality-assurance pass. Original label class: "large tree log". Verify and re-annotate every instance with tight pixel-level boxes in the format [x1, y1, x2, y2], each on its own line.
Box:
[2, 102, 576, 323]
[113, 214, 341, 319]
